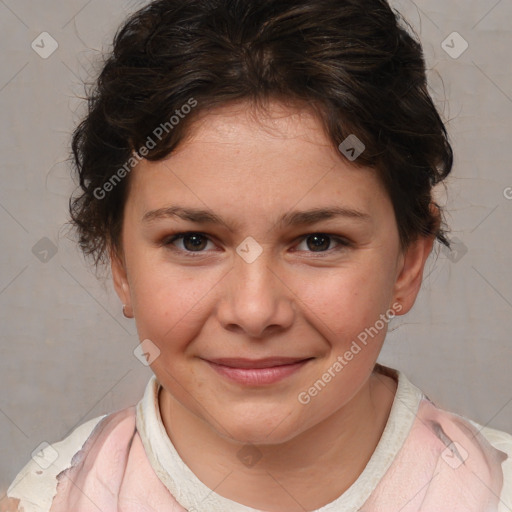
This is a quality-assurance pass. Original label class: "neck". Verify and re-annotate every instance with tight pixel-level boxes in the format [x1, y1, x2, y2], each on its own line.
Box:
[158, 370, 397, 511]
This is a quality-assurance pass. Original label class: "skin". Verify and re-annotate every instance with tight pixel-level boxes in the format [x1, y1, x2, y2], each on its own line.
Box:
[112, 100, 435, 511]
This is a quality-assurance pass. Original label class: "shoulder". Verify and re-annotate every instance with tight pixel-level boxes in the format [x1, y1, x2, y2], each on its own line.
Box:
[5, 407, 137, 512]
[367, 367, 512, 511]
[469, 420, 512, 512]
[404, 397, 512, 511]
[6, 415, 105, 511]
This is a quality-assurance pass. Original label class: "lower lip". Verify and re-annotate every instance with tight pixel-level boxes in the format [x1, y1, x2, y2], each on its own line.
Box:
[206, 360, 311, 386]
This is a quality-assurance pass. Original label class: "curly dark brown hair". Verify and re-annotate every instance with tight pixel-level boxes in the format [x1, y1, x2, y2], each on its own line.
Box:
[68, 0, 453, 271]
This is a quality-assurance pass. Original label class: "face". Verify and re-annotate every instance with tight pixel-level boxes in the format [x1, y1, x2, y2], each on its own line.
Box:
[112, 101, 432, 445]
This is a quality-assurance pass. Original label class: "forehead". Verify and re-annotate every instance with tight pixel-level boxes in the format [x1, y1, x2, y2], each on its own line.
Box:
[125, 101, 391, 224]
[186, 100, 329, 145]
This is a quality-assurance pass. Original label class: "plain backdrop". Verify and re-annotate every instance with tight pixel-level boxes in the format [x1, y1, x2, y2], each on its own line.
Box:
[1, 0, 511, 493]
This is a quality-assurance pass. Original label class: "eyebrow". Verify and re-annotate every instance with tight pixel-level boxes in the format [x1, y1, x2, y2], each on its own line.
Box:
[142, 205, 370, 230]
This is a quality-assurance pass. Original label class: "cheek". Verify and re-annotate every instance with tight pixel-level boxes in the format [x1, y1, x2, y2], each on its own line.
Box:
[295, 260, 395, 338]
[129, 258, 222, 347]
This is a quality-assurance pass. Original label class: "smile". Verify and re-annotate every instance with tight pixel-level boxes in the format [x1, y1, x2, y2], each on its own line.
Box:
[203, 357, 314, 386]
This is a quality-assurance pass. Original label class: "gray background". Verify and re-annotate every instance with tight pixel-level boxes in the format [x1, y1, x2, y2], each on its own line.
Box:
[1, 0, 511, 496]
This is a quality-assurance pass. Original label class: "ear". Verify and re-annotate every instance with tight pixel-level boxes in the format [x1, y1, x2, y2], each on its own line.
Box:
[110, 246, 133, 317]
[391, 234, 435, 315]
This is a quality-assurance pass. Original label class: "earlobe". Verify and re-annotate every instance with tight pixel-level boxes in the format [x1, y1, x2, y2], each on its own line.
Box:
[110, 247, 133, 317]
[392, 235, 435, 315]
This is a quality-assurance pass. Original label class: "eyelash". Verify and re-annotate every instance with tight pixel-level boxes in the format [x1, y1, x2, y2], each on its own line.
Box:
[161, 232, 352, 257]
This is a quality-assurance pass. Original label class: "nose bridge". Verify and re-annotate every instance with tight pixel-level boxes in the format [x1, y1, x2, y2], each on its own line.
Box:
[235, 247, 276, 298]
[219, 245, 294, 337]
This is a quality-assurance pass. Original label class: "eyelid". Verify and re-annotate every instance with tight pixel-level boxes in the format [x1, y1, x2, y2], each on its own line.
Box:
[162, 231, 352, 256]
[162, 232, 218, 257]
[292, 233, 352, 254]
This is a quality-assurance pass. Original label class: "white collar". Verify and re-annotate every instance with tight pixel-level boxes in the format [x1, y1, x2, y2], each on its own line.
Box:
[135, 364, 425, 511]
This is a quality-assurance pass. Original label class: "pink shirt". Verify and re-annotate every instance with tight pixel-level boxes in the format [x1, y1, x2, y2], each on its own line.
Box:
[6, 364, 512, 511]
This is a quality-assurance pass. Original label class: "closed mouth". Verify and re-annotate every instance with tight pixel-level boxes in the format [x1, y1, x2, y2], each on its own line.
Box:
[204, 357, 314, 369]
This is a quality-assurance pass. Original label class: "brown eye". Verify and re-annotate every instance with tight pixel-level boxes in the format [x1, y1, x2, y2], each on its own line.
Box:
[164, 232, 213, 253]
[295, 233, 351, 254]
[305, 234, 331, 251]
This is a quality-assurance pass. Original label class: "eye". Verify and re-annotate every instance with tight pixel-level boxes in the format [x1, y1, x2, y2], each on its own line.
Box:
[161, 231, 351, 257]
[163, 232, 216, 255]
[294, 233, 351, 254]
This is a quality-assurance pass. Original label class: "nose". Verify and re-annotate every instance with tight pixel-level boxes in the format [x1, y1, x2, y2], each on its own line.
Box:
[216, 249, 295, 339]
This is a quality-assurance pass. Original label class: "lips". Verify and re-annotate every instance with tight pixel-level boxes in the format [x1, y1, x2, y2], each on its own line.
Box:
[203, 357, 313, 385]
[205, 357, 312, 369]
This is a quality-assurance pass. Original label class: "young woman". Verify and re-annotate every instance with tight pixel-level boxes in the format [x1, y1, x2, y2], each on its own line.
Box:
[6, 0, 512, 510]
